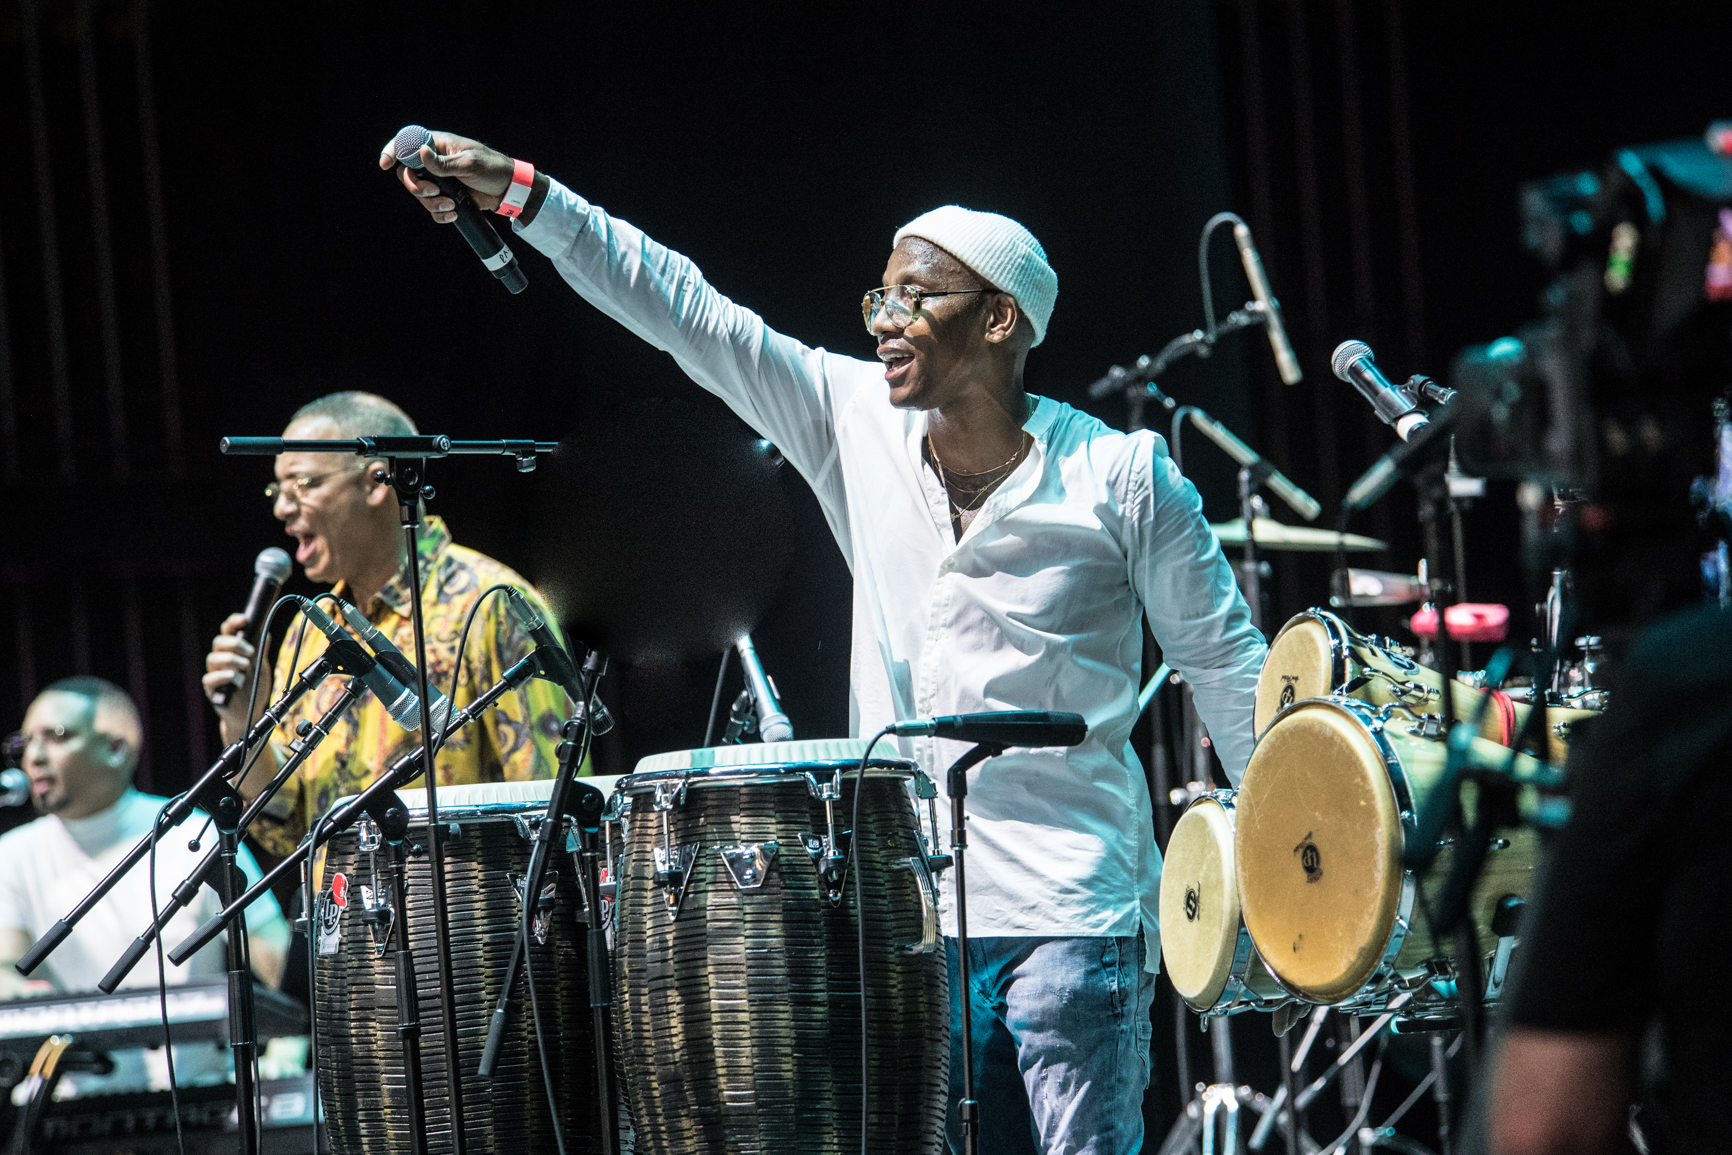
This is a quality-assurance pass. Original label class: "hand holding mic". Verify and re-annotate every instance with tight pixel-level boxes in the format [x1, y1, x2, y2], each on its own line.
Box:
[208, 547, 293, 710]
[386, 125, 528, 294]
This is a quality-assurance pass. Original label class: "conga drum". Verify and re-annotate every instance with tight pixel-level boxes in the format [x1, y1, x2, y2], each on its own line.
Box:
[609, 740, 948, 1154]
[1234, 698, 1543, 1011]
[1158, 791, 1288, 1016]
[1256, 608, 1590, 762]
[314, 779, 606, 1154]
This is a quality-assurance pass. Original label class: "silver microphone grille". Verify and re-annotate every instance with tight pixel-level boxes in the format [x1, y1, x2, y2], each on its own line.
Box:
[255, 547, 293, 582]
[1330, 340, 1373, 382]
[391, 124, 433, 169]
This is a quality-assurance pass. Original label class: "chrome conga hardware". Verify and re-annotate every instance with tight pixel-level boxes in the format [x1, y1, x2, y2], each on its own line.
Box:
[800, 769, 852, 906]
[889, 855, 940, 954]
[718, 842, 779, 890]
[356, 815, 382, 853]
[649, 777, 697, 914]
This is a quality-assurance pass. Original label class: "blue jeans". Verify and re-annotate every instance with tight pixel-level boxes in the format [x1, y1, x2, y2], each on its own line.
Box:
[944, 935, 1157, 1155]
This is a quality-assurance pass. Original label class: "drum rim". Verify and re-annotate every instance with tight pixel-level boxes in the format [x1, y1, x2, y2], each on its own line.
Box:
[615, 759, 918, 793]
[1161, 792, 1241, 1010]
[1257, 610, 1355, 737]
[1238, 694, 1417, 1003]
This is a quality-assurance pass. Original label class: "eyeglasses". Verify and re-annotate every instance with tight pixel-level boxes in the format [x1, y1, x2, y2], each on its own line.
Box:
[861, 284, 987, 334]
[3, 725, 72, 767]
[265, 469, 356, 507]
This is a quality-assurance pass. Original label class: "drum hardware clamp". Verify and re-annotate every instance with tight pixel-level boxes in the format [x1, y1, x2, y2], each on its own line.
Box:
[888, 856, 943, 954]
[650, 778, 698, 915]
[510, 873, 560, 944]
[800, 770, 852, 906]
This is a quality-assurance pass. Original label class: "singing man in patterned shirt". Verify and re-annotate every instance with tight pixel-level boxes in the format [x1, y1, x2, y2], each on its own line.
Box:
[202, 391, 571, 858]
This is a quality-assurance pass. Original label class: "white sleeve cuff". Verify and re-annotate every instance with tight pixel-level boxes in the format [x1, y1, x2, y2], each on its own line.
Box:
[511, 178, 593, 258]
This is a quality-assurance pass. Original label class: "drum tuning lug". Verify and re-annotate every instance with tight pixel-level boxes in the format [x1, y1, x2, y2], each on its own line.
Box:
[910, 771, 938, 800]
[652, 843, 699, 917]
[799, 832, 852, 906]
[357, 817, 383, 853]
[719, 842, 779, 890]
[925, 853, 953, 873]
[358, 883, 394, 957]
[511, 875, 560, 944]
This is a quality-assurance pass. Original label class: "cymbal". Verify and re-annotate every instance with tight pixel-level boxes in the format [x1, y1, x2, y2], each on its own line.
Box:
[1209, 517, 1387, 552]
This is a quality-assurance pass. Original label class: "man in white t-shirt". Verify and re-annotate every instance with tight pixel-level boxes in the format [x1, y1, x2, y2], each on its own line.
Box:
[0, 677, 288, 1027]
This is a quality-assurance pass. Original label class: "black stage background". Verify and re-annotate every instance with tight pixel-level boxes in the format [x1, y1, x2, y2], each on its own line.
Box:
[0, 0, 1722, 1143]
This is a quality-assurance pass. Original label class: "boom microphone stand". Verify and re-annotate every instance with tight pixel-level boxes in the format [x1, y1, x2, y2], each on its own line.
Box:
[218, 433, 557, 1153]
[943, 740, 1005, 1155]
[15, 635, 378, 1155]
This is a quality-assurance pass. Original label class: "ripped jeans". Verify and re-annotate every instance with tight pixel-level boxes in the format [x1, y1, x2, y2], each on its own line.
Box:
[944, 935, 1157, 1155]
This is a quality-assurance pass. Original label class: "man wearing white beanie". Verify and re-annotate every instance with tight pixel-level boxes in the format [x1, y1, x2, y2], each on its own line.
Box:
[387, 133, 1264, 1154]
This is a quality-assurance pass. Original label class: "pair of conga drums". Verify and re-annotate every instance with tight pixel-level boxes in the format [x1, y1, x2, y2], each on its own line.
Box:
[314, 740, 950, 1155]
[1163, 609, 1558, 1018]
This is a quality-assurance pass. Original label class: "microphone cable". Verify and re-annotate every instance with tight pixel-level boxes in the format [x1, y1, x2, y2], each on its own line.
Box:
[452, 582, 575, 1149]
[703, 647, 734, 748]
[850, 724, 897, 1155]
[149, 794, 188, 1155]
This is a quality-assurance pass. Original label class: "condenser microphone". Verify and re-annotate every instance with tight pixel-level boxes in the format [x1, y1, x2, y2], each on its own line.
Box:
[211, 547, 293, 708]
[889, 710, 1088, 748]
[1332, 340, 1428, 441]
[1233, 222, 1303, 385]
[391, 125, 528, 294]
[296, 599, 424, 731]
[735, 635, 793, 743]
[335, 603, 453, 732]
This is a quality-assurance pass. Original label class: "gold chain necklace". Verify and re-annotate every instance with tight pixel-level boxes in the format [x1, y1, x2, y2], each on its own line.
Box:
[928, 431, 1030, 516]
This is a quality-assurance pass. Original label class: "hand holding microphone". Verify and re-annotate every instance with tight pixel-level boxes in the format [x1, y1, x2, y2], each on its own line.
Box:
[380, 126, 529, 293]
[203, 547, 293, 742]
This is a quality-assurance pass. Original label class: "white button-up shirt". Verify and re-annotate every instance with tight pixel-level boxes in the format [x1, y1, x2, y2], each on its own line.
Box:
[518, 183, 1266, 951]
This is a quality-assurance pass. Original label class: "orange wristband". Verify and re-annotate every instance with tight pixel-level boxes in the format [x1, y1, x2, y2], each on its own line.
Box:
[496, 159, 535, 218]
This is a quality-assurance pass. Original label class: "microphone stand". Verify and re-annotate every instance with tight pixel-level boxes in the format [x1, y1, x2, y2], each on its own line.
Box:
[167, 654, 544, 1155]
[1086, 308, 1268, 432]
[221, 432, 559, 1155]
[14, 638, 375, 1155]
[98, 679, 367, 992]
[943, 740, 1007, 1155]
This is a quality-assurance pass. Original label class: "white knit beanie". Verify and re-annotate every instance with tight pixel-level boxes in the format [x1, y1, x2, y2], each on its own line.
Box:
[893, 206, 1058, 347]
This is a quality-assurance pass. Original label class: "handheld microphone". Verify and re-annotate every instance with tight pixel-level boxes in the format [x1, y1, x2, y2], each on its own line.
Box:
[335, 603, 452, 732]
[1233, 222, 1303, 385]
[0, 769, 30, 807]
[296, 599, 423, 730]
[1332, 340, 1428, 441]
[735, 635, 792, 744]
[211, 548, 293, 708]
[889, 710, 1087, 748]
[391, 125, 528, 295]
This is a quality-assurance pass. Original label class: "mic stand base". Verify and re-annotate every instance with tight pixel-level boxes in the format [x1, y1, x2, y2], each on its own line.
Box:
[943, 741, 1005, 1155]
[211, 788, 261, 1155]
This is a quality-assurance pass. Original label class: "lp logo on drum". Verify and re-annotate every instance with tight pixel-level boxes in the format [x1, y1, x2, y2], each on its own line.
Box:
[1184, 885, 1200, 922]
[1279, 676, 1298, 710]
[1293, 833, 1322, 883]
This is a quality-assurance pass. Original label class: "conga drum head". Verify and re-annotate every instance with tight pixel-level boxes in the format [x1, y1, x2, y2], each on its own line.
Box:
[1255, 613, 1346, 736]
[1160, 797, 1243, 1009]
[1236, 699, 1405, 1003]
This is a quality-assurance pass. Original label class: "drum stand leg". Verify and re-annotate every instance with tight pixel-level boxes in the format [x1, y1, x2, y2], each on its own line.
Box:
[943, 741, 1007, 1155]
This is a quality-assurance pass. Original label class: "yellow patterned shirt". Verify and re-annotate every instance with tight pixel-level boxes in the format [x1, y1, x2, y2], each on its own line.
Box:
[251, 516, 571, 858]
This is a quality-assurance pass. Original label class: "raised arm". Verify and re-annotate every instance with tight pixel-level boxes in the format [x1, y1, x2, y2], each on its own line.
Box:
[1126, 436, 1266, 781]
[379, 131, 865, 501]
